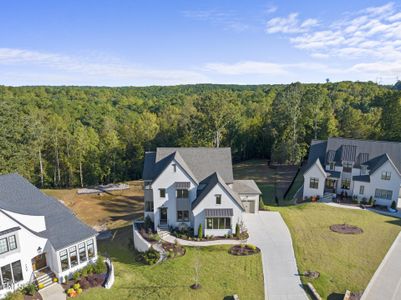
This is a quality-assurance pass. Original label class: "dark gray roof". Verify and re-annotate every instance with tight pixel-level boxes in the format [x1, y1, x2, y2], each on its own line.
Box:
[353, 175, 370, 182]
[0, 174, 97, 250]
[204, 208, 233, 217]
[306, 138, 401, 174]
[327, 171, 341, 178]
[143, 147, 234, 183]
[306, 140, 327, 169]
[192, 172, 244, 211]
[364, 153, 390, 175]
[0, 227, 20, 237]
[232, 180, 261, 194]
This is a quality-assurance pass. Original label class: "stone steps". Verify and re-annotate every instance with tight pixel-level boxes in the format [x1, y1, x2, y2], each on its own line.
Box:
[35, 270, 56, 288]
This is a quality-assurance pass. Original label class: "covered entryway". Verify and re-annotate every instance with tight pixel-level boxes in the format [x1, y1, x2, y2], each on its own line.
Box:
[242, 200, 256, 213]
[32, 253, 47, 271]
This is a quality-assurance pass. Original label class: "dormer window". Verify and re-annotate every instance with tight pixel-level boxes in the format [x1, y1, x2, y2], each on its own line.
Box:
[360, 165, 368, 175]
[329, 162, 335, 170]
[381, 171, 391, 180]
[342, 162, 353, 173]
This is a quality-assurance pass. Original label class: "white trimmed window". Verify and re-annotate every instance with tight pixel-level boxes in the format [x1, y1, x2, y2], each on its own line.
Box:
[60, 250, 69, 271]
[375, 189, 393, 200]
[359, 185, 364, 195]
[215, 194, 222, 204]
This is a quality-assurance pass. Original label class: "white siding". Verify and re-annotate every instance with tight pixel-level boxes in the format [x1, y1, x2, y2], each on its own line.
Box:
[0, 212, 47, 298]
[239, 194, 259, 213]
[151, 159, 197, 229]
[303, 163, 326, 198]
[192, 183, 243, 237]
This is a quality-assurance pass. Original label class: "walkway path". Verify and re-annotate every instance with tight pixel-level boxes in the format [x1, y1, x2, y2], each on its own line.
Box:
[39, 283, 66, 300]
[362, 232, 401, 300]
[325, 202, 401, 218]
[244, 211, 308, 300]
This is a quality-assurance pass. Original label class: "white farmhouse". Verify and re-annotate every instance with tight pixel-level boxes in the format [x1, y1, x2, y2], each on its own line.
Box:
[142, 148, 261, 236]
[0, 174, 98, 298]
[303, 137, 401, 207]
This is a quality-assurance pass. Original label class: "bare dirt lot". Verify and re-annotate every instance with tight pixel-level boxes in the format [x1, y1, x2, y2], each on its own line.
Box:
[42, 181, 144, 229]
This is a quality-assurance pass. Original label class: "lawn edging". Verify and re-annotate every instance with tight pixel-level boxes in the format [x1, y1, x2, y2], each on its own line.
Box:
[160, 231, 244, 247]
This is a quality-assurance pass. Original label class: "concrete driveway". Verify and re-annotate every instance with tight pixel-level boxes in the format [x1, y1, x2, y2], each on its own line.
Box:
[362, 232, 401, 300]
[244, 211, 308, 300]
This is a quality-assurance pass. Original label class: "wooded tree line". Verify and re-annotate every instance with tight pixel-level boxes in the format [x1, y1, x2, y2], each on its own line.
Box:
[0, 82, 400, 187]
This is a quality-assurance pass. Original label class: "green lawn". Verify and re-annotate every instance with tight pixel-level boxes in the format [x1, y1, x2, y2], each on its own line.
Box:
[79, 227, 264, 300]
[271, 203, 401, 299]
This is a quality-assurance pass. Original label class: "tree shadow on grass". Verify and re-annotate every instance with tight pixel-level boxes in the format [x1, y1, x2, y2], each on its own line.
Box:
[97, 195, 144, 223]
[385, 219, 401, 227]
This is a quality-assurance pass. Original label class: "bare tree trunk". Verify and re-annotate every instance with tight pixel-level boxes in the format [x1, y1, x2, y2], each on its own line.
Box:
[38, 149, 44, 187]
[215, 130, 220, 148]
[55, 135, 61, 185]
[79, 160, 84, 188]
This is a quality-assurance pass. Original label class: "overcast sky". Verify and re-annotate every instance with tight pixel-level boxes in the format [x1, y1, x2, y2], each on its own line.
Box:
[1, 0, 400, 86]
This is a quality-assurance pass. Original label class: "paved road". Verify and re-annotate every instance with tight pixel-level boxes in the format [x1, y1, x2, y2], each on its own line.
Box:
[362, 232, 401, 300]
[244, 211, 308, 300]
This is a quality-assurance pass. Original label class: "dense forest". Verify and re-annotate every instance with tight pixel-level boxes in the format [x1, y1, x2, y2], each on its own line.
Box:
[1, 81, 401, 188]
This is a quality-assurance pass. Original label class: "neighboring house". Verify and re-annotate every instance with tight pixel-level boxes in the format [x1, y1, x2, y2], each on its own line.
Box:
[0, 174, 98, 298]
[142, 148, 261, 236]
[303, 137, 401, 207]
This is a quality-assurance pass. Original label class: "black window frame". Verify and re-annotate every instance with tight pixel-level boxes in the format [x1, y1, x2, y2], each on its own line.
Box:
[0, 238, 8, 255]
[215, 194, 222, 205]
[159, 188, 166, 198]
[205, 218, 231, 229]
[177, 210, 189, 222]
[359, 185, 364, 195]
[309, 178, 319, 189]
[341, 179, 351, 190]
[381, 171, 391, 180]
[176, 189, 189, 198]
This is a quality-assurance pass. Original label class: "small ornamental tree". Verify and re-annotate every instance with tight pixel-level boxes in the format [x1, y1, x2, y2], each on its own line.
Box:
[198, 224, 203, 239]
[235, 223, 240, 238]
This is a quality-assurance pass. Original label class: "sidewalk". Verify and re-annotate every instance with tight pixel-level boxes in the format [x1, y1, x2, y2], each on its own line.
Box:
[361, 232, 401, 300]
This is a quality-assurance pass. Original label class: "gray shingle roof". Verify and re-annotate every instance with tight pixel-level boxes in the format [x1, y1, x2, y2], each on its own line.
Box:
[191, 172, 244, 211]
[232, 180, 261, 194]
[364, 153, 390, 175]
[306, 138, 401, 174]
[0, 174, 97, 250]
[143, 147, 234, 183]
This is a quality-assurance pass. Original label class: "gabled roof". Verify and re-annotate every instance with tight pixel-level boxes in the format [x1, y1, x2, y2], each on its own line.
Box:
[143, 147, 234, 183]
[364, 153, 390, 175]
[232, 180, 261, 194]
[0, 174, 97, 250]
[191, 172, 244, 211]
[306, 137, 401, 174]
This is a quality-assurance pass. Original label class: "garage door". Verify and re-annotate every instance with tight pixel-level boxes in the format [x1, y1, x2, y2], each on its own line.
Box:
[242, 200, 255, 213]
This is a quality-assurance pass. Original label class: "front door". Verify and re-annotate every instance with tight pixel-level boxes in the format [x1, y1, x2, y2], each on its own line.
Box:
[160, 207, 168, 225]
[32, 253, 47, 271]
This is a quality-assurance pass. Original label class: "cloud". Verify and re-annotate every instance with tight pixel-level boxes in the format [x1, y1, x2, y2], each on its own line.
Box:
[0, 48, 208, 85]
[267, 2, 401, 79]
[264, 4, 278, 14]
[182, 10, 250, 32]
[266, 13, 319, 33]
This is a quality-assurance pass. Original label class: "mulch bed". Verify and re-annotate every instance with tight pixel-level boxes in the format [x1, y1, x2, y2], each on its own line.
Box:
[62, 273, 106, 294]
[229, 244, 260, 256]
[172, 232, 249, 242]
[330, 224, 363, 234]
[162, 241, 186, 258]
[24, 292, 43, 300]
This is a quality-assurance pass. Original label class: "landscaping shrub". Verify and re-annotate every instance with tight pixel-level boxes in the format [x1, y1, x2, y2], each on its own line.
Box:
[391, 201, 397, 210]
[247, 244, 257, 251]
[21, 283, 37, 296]
[198, 224, 203, 239]
[72, 271, 81, 281]
[137, 248, 160, 265]
[93, 258, 107, 274]
[368, 196, 373, 205]
[144, 215, 154, 230]
[235, 223, 240, 238]
[3, 291, 23, 300]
